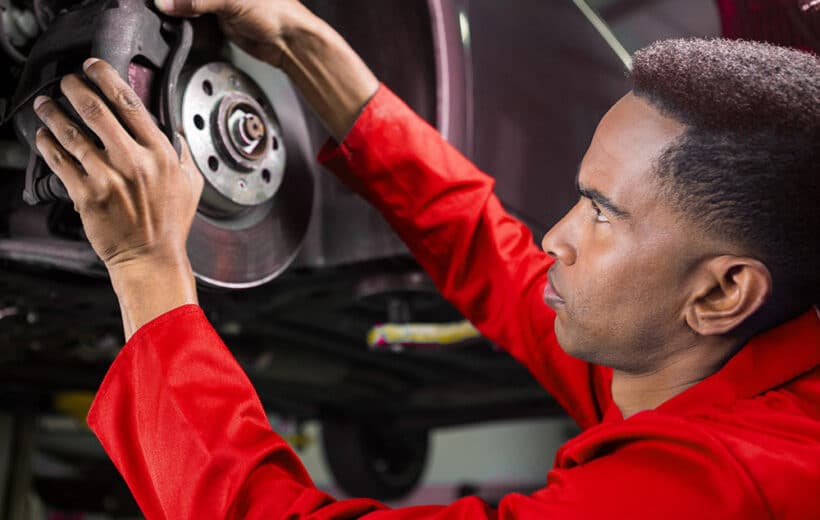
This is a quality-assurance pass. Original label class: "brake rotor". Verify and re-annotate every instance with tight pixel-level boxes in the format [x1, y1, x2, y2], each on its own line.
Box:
[179, 61, 313, 289]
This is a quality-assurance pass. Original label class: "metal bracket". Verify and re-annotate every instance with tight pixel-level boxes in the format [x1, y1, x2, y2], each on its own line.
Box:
[9, 0, 192, 205]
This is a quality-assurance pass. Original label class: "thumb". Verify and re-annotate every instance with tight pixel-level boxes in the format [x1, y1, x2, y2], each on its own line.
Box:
[154, 0, 232, 16]
[177, 134, 205, 195]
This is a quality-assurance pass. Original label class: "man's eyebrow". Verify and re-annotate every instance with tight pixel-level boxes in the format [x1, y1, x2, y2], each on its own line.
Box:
[574, 172, 631, 219]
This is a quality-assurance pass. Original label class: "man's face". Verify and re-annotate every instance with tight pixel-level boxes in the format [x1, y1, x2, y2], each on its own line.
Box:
[541, 92, 704, 374]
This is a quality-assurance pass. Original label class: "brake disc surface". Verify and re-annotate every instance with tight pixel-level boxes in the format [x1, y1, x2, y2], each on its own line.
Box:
[180, 61, 313, 289]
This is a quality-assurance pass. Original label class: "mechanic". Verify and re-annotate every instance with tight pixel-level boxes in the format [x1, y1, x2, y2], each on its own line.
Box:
[30, 0, 819, 518]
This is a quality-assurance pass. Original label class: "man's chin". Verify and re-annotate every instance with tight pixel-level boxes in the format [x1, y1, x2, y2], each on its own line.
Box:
[553, 318, 591, 362]
[553, 318, 574, 354]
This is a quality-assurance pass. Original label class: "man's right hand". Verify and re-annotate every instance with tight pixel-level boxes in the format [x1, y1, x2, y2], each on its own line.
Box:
[154, 0, 308, 67]
[155, 0, 380, 140]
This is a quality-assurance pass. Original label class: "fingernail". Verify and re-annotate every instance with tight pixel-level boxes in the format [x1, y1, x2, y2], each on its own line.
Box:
[83, 57, 100, 71]
[154, 0, 174, 12]
[33, 95, 49, 111]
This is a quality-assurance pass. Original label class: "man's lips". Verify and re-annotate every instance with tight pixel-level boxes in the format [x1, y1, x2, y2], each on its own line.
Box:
[544, 271, 566, 307]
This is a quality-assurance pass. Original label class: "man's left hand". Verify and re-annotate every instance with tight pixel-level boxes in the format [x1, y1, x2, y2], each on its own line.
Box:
[33, 58, 205, 338]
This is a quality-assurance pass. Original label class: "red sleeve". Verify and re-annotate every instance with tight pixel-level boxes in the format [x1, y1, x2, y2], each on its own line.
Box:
[318, 85, 612, 428]
[87, 305, 761, 520]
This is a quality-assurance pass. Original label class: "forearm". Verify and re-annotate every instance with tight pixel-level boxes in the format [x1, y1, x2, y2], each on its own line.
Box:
[277, 12, 379, 141]
[108, 258, 198, 340]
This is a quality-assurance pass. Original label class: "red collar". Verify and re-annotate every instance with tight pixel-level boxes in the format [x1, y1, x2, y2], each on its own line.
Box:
[603, 308, 820, 421]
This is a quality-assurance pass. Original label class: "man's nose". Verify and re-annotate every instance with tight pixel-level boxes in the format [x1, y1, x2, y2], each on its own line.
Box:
[541, 206, 578, 266]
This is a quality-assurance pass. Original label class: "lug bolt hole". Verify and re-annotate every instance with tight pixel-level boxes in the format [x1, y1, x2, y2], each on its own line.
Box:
[262, 169, 271, 183]
[239, 179, 247, 189]
[194, 114, 205, 130]
[272, 136, 279, 151]
[208, 156, 219, 171]
[202, 80, 213, 96]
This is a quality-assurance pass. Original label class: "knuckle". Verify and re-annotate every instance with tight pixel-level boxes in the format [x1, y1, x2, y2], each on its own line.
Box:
[74, 143, 93, 163]
[120, 153, 149, 179]
[157, 147, 177, 170]
[115, 150, 132, 169]
[60, 124, 82, 145]
[129, 162, 149, 181]
[49, 148, 66, 166]
[78, 98, 105, 121]
[75, 196, 89, 212]
[151, 156, 168, 176]
[226, 1, 247, 17]
[107, 174, 127, 197]
[114, 87, 144, 113]
[92, 179, 112, 203]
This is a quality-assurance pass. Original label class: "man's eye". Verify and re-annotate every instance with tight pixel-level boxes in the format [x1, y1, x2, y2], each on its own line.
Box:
[591, 201, 609, 223]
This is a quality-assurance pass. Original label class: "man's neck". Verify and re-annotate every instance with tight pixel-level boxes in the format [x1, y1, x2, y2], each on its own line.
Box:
[611, 337, 740, 418]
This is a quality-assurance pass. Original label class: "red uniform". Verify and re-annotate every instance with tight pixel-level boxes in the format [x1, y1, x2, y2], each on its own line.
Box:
[88, 86, 820, 519]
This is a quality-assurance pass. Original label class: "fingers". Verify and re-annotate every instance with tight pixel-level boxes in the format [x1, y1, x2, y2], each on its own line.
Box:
[35, 127, 86, 202]
[58, 74, 132, 153]
[81, 59, 166, 147]
[33, 96, 107, 174]
[154, 0, 235, 16]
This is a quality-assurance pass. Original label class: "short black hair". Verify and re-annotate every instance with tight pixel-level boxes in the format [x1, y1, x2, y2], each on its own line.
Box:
[631, 38, 819, 316]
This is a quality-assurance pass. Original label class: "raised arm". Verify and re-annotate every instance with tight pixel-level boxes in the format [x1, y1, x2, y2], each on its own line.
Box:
[151, 0, 610, 425]
[153, 0, 612, 427]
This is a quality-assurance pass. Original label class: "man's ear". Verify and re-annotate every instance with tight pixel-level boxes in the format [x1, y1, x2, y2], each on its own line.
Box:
[684, 256, 773, 336]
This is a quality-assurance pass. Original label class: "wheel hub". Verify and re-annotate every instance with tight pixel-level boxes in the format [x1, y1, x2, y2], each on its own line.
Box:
[182, 62, 286, 213]
[178, 61, 313, 289]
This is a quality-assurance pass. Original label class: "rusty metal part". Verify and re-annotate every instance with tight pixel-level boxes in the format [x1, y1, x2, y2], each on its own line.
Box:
[160, 19, 193, 157]
[181, 62, 286, 210]
[9, 0, 192, 204]
[179, 61, 312, 288]
[228, 108, 267, 160]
